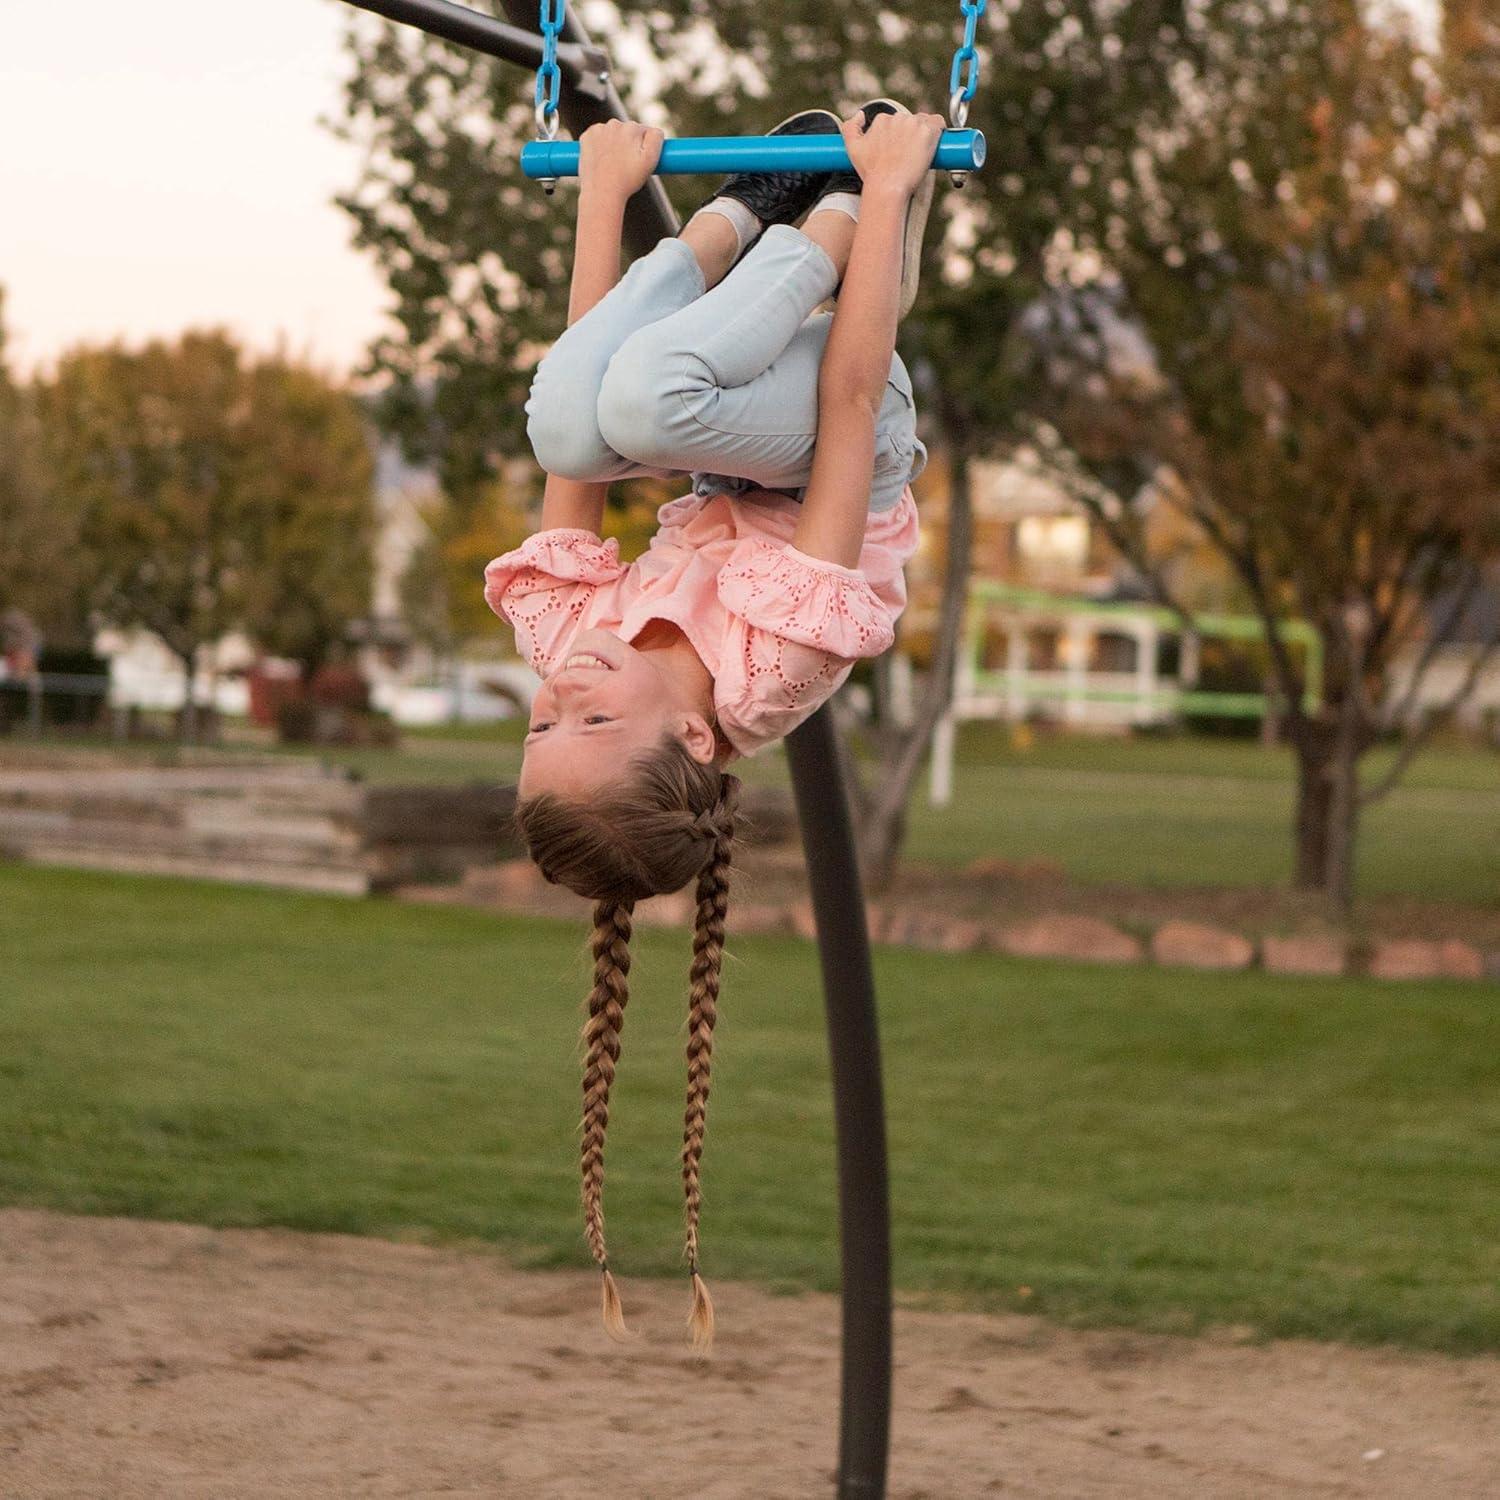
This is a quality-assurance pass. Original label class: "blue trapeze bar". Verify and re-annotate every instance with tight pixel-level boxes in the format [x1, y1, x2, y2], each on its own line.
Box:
[522, 128, 987, 180]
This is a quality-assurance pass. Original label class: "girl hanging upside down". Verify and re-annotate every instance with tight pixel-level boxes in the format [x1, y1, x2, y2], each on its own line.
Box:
[484, 102, 941, 1348]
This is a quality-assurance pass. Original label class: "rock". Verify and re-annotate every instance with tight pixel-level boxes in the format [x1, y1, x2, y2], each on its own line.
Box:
[1015, 857, 1067, 882]
[1438, 940, 1485, 981]
[1368, 939, 1446, 982]
[1484, 950, 1500, 984]
[1370, 938, 1484, 983]
[1262, 934, 1347, 978]
[1364, 938, 1486, 982]
[1151, 921, 1254, 972]
[964, 856, 1017, 880]
[1000, 914, 1142, 965]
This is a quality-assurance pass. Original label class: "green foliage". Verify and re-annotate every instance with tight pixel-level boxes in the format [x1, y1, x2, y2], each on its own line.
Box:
[0, 289, 87, 644]
[5, 863, 1500, 1351]
[399, 483, 530, 651]
[35, 331, 253, 671]
[238, 359, 377, 676]
[333, 20, 566, 499]
[32, 331, 376, 681]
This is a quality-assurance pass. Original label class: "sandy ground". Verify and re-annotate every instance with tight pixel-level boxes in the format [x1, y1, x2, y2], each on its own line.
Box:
[3, 1210, 1499, 1499]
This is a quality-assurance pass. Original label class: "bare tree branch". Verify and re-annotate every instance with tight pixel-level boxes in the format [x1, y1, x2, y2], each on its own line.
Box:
[1020, 422, 1197, 627]
[1359, 620, 1500, 808]
[1378, 561, 1483, 735]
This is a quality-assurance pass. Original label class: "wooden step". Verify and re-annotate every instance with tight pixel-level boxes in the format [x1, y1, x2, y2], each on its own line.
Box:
[19, 844, 370, 896]
[3, 823, 366, 872]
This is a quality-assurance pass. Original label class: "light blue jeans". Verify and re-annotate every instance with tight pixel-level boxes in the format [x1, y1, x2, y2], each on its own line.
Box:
[527, 224, 927, 513]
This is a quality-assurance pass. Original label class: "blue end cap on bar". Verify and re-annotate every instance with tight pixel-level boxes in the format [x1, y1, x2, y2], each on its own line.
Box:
[521, 128, 986, 180]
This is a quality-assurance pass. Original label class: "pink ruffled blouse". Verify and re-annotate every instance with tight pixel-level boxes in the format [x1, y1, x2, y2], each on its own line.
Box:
[484, 488, 919, 757]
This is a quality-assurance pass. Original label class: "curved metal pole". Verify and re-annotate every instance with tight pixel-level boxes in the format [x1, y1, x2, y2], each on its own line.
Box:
[338, 2, 893, 1491]
[785, 707, 893, 1499]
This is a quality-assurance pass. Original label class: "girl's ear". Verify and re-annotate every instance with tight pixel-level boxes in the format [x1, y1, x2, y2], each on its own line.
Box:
[679, 712, 718, 765]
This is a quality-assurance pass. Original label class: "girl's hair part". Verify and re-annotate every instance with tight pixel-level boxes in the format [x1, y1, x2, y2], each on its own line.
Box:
[516, 735, 741, 1347]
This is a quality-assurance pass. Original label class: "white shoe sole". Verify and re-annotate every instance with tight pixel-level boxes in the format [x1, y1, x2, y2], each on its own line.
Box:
[898, 168, 935, 319]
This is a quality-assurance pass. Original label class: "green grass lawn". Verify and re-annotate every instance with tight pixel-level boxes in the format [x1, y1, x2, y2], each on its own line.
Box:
[5, 864, 1499, 1352]
[903, 730, 1500, 904]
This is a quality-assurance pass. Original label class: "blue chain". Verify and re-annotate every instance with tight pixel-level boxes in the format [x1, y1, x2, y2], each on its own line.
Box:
[948, 0, 988, 126]
[535, 0, 565, 139]
[533, 0, 980, 141]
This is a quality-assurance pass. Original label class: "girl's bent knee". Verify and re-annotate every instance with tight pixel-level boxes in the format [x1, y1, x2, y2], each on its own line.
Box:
[526, 394, 619, 482]
[596, 340, 691, 470]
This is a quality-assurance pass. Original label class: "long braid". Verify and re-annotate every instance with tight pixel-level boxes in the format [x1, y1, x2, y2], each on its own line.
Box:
[516, 738, 742, 1347]
[581, 898, 634, 1339]
[682, 774, 740, 1352]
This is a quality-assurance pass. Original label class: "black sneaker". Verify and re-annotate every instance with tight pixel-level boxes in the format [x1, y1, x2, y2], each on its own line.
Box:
[694, 109, 842, 235]
[818, 99, 935, 318]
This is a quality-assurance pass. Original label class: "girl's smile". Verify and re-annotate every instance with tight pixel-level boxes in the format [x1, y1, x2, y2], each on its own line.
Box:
[520, 627, 718, 800]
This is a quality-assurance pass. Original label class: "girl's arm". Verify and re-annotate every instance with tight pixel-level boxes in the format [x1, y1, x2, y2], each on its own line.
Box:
[539, 122, 664, 535]
[792, 112, 944, 568]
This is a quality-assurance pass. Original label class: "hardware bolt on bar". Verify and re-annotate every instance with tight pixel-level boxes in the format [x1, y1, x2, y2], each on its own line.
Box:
[522, 128, 987, 181]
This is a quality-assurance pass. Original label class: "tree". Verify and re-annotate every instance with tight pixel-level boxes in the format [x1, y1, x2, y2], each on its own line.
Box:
[0, 289, 87, 647]
[238, 358, 377, 681]
[1031, 0, 1500, 909]
[333, 0, 1192, 883]
[398, 482, 527, 658]
[35, 332, 377, 739]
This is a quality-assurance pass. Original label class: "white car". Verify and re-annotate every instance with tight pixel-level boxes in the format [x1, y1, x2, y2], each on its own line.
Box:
[372, 661, 541, 727]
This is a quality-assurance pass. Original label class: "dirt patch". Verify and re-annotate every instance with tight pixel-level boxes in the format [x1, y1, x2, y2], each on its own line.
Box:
[3, 1211, 1499, 1498]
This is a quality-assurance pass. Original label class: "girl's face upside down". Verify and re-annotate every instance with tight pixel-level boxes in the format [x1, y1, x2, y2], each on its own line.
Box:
[519, 627, 719, 801]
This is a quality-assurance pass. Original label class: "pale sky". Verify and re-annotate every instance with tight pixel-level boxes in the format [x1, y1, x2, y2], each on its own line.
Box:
[0, 0, 389, 378]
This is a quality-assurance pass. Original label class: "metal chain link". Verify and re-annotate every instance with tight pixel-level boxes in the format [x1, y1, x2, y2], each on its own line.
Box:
[948, 0, 988, 129]
[534, 0, 566, 140]
[533, 0, 982, 148]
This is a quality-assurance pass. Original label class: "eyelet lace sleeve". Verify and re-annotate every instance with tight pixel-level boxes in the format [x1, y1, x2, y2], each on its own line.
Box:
[483, 528, 623, 676]
[712, 539, 901, 757]
[716, 540, 897, 659]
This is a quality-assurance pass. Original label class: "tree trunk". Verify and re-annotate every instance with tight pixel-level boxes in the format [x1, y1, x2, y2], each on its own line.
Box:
[1324, 612, 1375, 915]
[858, 431, 976, 891]
[1289, 700, 1368, 910]
[860, 791, 910, 894]
[1290, 723, 1336, 892]
[176, 647, 200, 745]
[1324, 758, 1361, 915]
